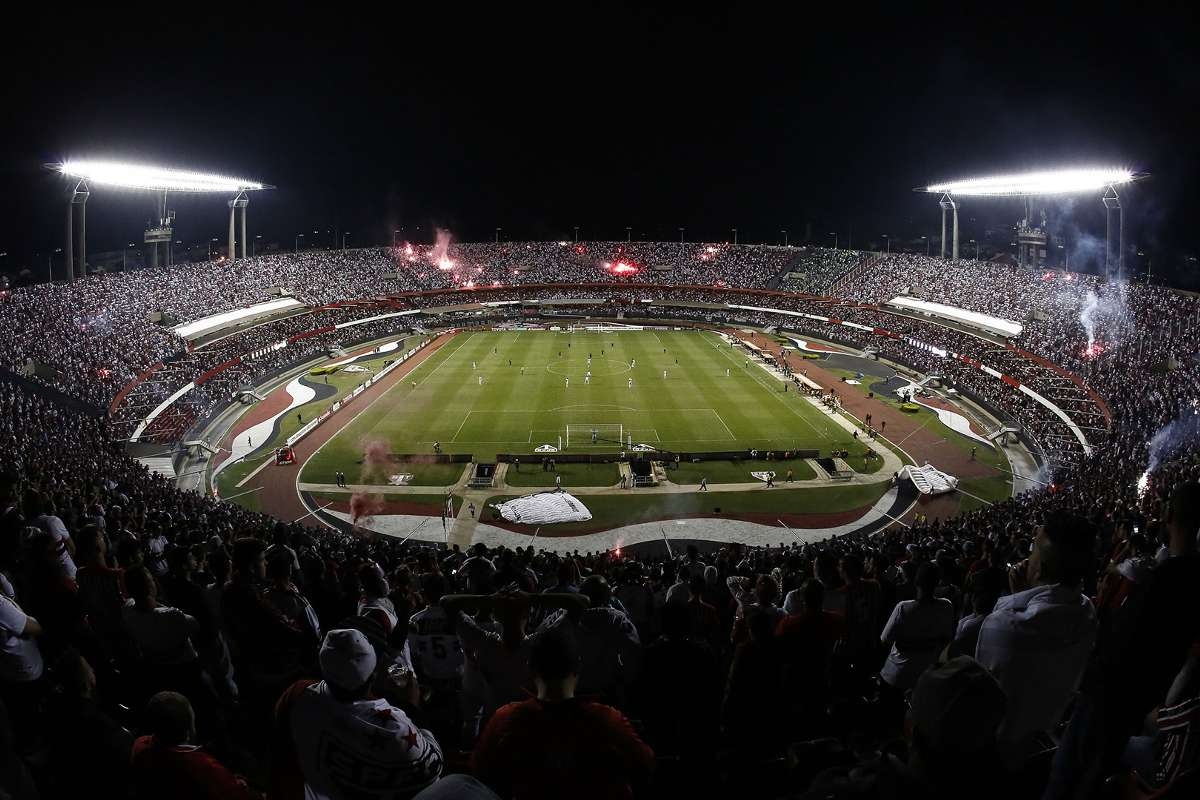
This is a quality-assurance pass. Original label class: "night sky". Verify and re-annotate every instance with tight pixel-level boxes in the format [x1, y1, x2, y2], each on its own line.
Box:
[2, 5, 1197, 286]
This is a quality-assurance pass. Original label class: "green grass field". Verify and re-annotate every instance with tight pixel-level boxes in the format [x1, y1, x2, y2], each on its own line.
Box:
[214, 336, 415, 499]
[301, 330, 861, 483]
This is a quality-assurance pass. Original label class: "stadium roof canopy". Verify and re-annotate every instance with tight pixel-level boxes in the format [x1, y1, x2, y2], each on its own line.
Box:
[53, 159, 271, 192]
[918, 167, 1139, 197]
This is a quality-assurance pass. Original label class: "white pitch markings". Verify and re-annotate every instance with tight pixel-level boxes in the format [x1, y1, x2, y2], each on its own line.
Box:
[450, 411, 473, 442]
[706, 333, 829, 440]
[711, 409, 737, 440]
[413, 332, 476, 388]
[310, 332, 470, 463]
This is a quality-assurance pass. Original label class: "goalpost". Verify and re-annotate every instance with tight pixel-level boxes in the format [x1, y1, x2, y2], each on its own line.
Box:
[565, 423, 624, 448]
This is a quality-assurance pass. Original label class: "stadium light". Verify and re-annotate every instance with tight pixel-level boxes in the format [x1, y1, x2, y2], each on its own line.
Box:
[54, 160, 268, 192]
[922, 167, 1136, 197]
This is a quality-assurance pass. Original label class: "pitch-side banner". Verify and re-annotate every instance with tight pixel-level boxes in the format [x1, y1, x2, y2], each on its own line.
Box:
[491, 492, 593, 525]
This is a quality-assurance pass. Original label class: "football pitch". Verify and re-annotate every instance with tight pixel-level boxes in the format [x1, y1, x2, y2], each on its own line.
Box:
[302, 329, 854, 477]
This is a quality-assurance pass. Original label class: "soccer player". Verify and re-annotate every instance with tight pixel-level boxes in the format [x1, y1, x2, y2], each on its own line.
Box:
[565, 377, 569, 389]
[663, 370, 667, 380]
[628, 378, 633, 389]
[726, 368, 730, 377]
[584, 375, 590, 385]
[631, 359, 636, 368]
[478, 376, 484, 386]
[473, 361, 477, 369]
[520, 366, 525, 374]
[591, 428, 597, 444]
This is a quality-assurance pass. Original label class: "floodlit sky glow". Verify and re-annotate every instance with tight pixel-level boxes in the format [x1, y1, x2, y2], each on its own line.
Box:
[56, 160, 268, 192]
[924, 168, 1136, 197]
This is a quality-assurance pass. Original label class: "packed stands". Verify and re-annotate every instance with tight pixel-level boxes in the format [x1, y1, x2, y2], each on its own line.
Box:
[0, 243, 1198, 797]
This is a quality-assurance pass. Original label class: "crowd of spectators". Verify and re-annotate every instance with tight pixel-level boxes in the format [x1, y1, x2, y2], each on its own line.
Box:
[0, 243, 810, 418]
[0, 335, 1197, 797]
[0, 244, 1198, 795]
[779, 248, 868, 294]
[4, 238, 1188, 468]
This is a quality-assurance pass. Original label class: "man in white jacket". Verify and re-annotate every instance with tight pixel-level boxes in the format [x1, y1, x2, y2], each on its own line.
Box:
[975, 511, 1098, 755]
[272, 628, 443, 799]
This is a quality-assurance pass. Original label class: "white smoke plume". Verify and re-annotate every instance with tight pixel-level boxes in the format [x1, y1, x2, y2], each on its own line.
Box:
[1080, 290, 1100, 347]
[1145, 409, 1200, 475]
[1076, 281, 1133, 355]
[429, 228, 453, 269]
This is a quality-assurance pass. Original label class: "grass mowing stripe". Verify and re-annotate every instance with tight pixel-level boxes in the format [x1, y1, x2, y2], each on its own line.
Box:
[704, 331, 830, 441]
[318, 331, 856, 465]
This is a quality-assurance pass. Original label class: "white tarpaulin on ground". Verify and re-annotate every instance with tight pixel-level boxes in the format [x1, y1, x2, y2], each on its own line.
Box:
[914, 400, 995, 449]
[750, 471, 776, 482]
[492, 492, 592, 525]
[901, 464, 959, 496]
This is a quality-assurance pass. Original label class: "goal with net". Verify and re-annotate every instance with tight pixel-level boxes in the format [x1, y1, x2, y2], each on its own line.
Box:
[564, 423, 624, 448]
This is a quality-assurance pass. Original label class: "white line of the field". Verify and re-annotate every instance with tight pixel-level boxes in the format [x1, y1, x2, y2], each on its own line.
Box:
[307, 333, 473, 467]
[450, 411, 473, 442]
[448, 406, 725, 415]
[711, 409, 737, 440]
[415, 437, 751, 445]
[706, 332, 829, 441]
[295, 332, 466, 531]
[413, 332, 477, 388]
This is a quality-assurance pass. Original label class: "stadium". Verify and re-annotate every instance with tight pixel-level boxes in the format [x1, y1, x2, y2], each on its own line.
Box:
[2, 15, 1199, 800]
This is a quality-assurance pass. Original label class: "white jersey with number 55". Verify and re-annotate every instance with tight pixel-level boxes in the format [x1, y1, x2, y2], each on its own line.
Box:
[408, 605, 464, 681]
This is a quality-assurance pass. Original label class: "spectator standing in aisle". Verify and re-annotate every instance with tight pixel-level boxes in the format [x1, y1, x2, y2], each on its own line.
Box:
[272, 628, 443, 799]
[472, 629, 654, 800]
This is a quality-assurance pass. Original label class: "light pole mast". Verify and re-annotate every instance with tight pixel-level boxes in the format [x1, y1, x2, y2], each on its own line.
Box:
[1103, 185, 1124, 282]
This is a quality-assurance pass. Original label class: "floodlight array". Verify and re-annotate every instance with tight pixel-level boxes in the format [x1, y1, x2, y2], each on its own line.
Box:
[56, 160, 266, 193]
[924, 168, 1135, 197]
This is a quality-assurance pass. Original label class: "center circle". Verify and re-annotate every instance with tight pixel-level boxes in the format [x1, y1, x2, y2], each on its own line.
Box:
[544, 358, 633, 378]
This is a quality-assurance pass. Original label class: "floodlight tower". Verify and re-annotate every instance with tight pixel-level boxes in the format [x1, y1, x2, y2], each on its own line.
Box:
[51, 160, 270, 278]
[228, 191, 249, 262]
[938, 193, 959, 260]
[65, 179, 89, 281]
[922, 168, 1141, 274]
[144, 190, 175, 268]
[1102, 185, 1123, 282]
